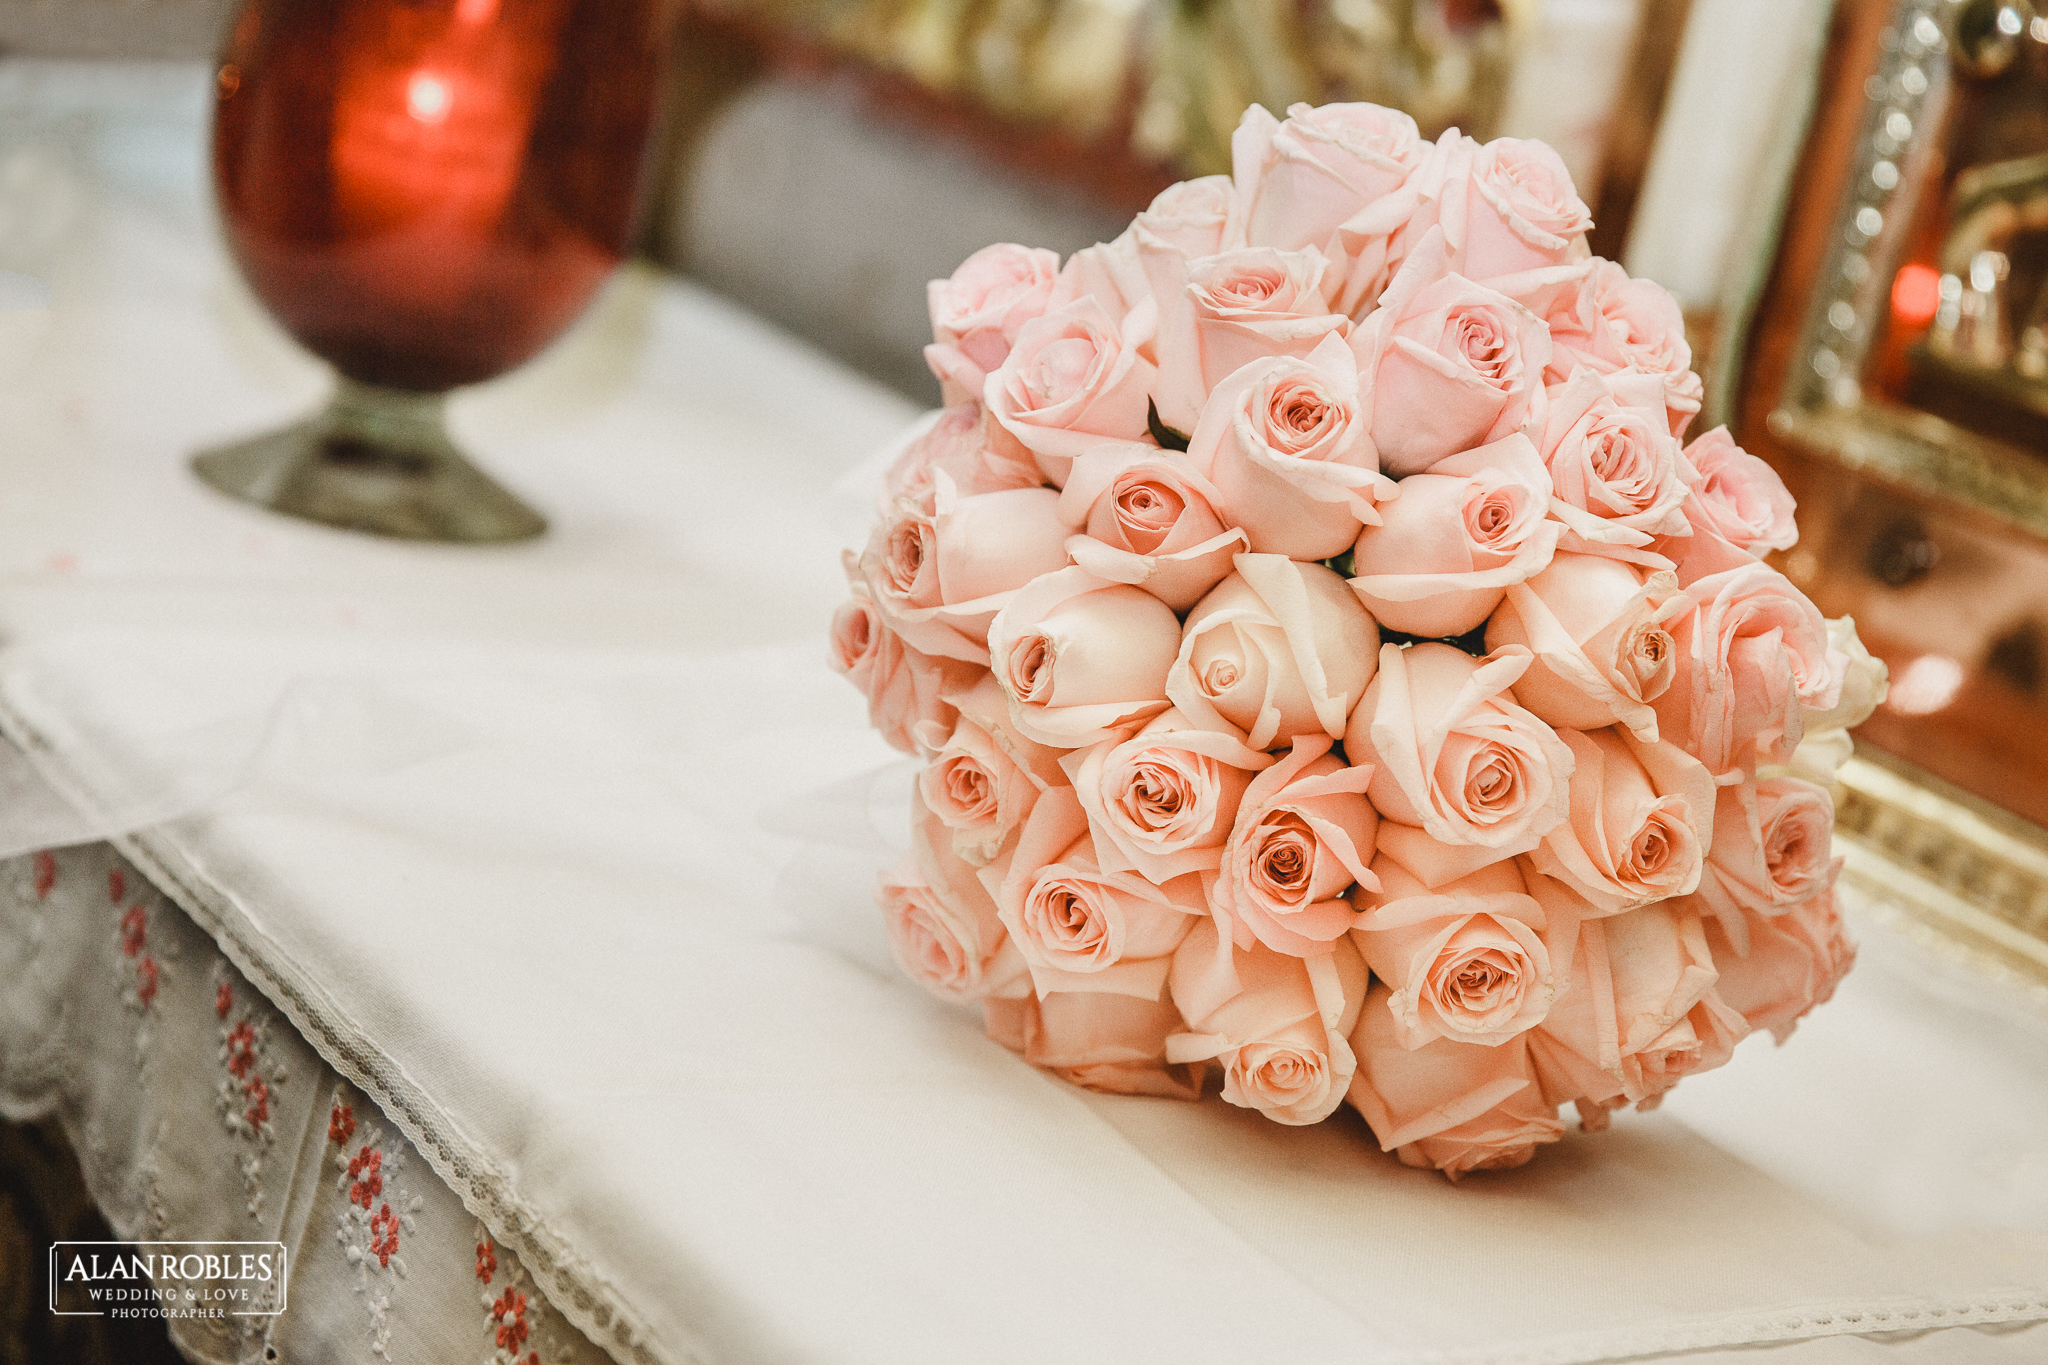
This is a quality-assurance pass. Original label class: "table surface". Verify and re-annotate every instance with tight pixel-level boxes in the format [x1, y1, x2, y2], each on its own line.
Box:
[3, 58, 2048, 1365]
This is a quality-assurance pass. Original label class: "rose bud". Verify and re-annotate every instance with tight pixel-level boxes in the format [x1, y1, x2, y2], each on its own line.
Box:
[989, 785, 1203, 1001]
[1680, 427, 1798, 556]
[1539, 367, 1693, 548]
[985, 296, 1158, 487]
[829, 558, 982, 756]
[1211, 735, 1379, 957]
[1062, 707, 1275, 884]
[1351, 228, 1553, 476]
[860, 479, 1071, 664]
[982, 989, 1204, 1099]
[880, 781, 1031, 1004]
[1703, 885, 1854, 1044]
[916, 675, 1067, 865]
[989, 566, 1182, 747]
[881, 402, 1046, 520]
[1652, 561, 1844, 777]
[925, 243, 1061, 406]
[1347, 988, 1564, 1179]
[1352, 851, 1565, 1049]
[1541, 257, 1702, 437]
[1058, 443, 1248, 611]
[1345, 642, 1574, 881]
[1151, 246, 1352, 426]
[1233, 101, 1424, 256]
[1167, 919, 1368, 1125]
[1348, 434, 1561, 637]
[1526, 900, 1749, 1116]
[1527, 727, 1715, 916]
[1190, 332, 1392, 560]
[1170, 555, 1380, 751]
[1483, 553, 1687, 739]
[1690, 776, 1836, 929]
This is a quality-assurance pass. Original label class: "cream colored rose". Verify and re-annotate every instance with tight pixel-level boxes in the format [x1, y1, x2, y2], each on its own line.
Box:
[1058, 443, 1247, 611]
[985, 297, 1157, 486]
[1801, 614, 1888, 734]
[880, 783, 1030, 1004]
[1169, 555, 1380, 750]
[1167, 918, 1367, 1125]
[1483, 553, 1687, 739]
[982, 989, 1204, 1099]
[1212, 735, 1378, 957]
[1062, 707, 1275, 884]
[1528, 727, 1715, 916]
[989, 567, 1182, 747]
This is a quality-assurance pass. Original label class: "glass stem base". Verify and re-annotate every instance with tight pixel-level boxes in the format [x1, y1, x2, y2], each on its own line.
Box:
[192, 380, 546, 543]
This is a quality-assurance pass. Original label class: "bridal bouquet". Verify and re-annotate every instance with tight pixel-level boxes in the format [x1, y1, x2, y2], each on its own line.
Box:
[829, 101, 1887, 1177]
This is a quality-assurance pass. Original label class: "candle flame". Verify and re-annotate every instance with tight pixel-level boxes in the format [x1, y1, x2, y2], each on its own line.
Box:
[407, 72, 452, 124]
[455, 0, 500, 23]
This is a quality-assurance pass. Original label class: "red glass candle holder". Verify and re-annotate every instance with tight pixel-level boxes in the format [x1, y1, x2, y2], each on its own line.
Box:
[196, 0, 669, 542]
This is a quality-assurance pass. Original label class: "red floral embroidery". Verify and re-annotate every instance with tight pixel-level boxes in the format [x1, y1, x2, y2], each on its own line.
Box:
[136, 955, 159, 1008]
[118, 904, 158, 1013]
[476, 1239, 497, 1283]
[32, 851, 55, 899]
[226, 1021, 258, 1078]
[369, 1203, 400, 1268]
[347, 1146, 384, 1208]
[108, 867, 125, 902]
[216, 981, 233, 1019]
[491, 1288, 530, 1352]
[329, 1104, 356, 1145]
[119, 905, 146, 957]
[243, 1075, 271, 1128]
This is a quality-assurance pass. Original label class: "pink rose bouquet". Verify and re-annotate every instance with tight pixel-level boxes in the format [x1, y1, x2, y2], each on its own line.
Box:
[831, 101, 1879, 1177]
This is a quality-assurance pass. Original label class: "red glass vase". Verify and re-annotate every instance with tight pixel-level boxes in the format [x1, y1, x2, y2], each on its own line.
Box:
[196, 0, 670, 541]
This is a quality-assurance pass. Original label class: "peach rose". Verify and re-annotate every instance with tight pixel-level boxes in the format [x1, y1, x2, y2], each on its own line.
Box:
[983, 989, 1204, 1099]
[986, 297, 1157, 485]
[990, 785, 1203, 1001]
[1058, 443, 1248, 611]
[1170, 555, 1381, 750]
[1347, 434, 1560, 637]
[1231, 101, 1423, 255]
[1352, 231, 1553, 476]
[1542, 257, 1701, 436]
[1352, 852, 1565, 1048]
[880, 783, 1031, 1003]
[860, 479, 1069, 664]
[1652, 561, 1844, 776]
[1681, 427, 1797, 556]
[1527, 900, 1749, 1116]
[1345, 642, 1573, 880]
[1212, 735, 1379, 957]
[1529, 727, 1715, 916]
[1538, 367, 1693, 548]
[1348, 989, 1564, 1178]
[1062, 707, 1275, 883]
[925, 244, 1061, 406]
[1691, 776, 1836, 927]
[881, 403, 1044, 518]
[1167, 919, 1368, 1124]
[1190, 332, 1392, 560]
[1483, 553, 1687, 739]
[989, 567, 1182, 746]
[916, 676, 1067, 865]
[1152, 246, 1351, 424]
[1703, 886, 1854, 1044]
[829, 562, 981, 755]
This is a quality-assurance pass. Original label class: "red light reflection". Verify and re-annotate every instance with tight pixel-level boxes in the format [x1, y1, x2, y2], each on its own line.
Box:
[1892, 262, 1942, 328]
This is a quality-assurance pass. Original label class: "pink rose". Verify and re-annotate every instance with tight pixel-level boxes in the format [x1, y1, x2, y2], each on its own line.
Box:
[1681, 427, 1798, 556]
[925, 243, 1061, 406]
[915, 675, 1066, 865]
[1543, 257, 1702, 436]
[1527, 900, 1749, 1116]
[1062, 707, 1275, 883]
[1483, 553, 1687, 738]
[983, 989, 1204, 1099]
[989, 567, 1182, 746]
[1348, 990, 1564, 1178]
[1704, 886, 1854, 1044]
[1170, 555, 1380, 750]
[829, 561, 981, 755]
[1167, 919, 1368, 1124]
[1352, 232, 1553, 476]
[1048, 230, 1152, 326]
[985, 297, 1157, 486]
[1352, 852, 1565, 1048]
[1403, 132, 1593, 284]
[880, 782, 1031, 1003]
[1212, 735, 1379, 957]
[1347, 434, 1561, 637]
[1190, 332, 1391, 559]
[1653, 561, 1845, 777]
[1528, 727, 1715, 916]
[1345, 642, 1573, 882]
[989, 785, 1203, 1000]
[1799, 614, 1888, 735]
[1691, 776, 1836, 927]
[881, 402, 1044, 517]
[1152, 247, 1351, 430]
[1132, 174, 1234, 259]
[1538, 367, 1693, 548]
[861, 481, 1070, 663]
[1231, 101, 1424, 255]
[1058, 443, 1248, 611]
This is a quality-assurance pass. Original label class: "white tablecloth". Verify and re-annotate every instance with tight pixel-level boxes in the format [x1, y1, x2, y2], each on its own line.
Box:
[3, 58, 2047, 1365]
